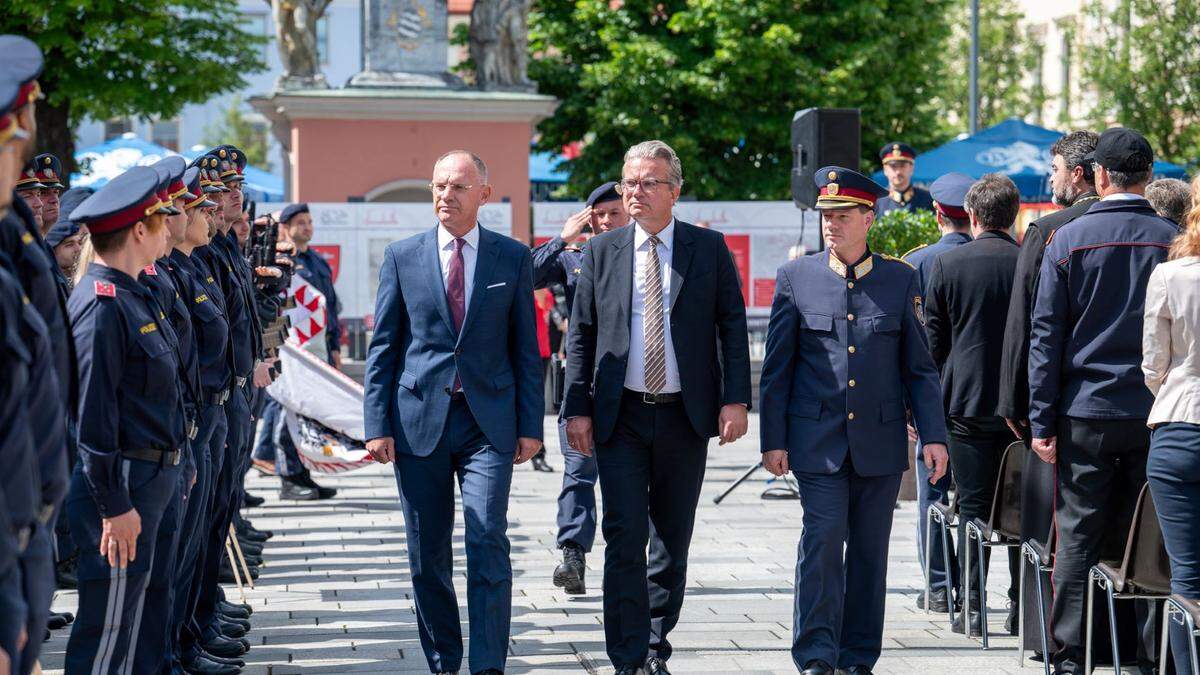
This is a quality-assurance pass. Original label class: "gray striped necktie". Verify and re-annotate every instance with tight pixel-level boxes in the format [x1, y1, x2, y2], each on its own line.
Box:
[643, 235, 666, 393]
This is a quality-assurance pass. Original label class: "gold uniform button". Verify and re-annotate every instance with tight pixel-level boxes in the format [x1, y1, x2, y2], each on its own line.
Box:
[848, 412, 855, 420]
[849, 379, 856, 387]
[848, 345, 856, 354]
[847, 313, 855, 321]
[847, 281, 855, 289]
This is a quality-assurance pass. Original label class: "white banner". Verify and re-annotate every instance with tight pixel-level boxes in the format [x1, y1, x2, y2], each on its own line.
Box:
[257, 202, 513, 320]
[534, 201, 819, 317]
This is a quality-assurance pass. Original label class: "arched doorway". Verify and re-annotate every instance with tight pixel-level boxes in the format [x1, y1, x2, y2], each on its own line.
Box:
[364, 179, 430, 203]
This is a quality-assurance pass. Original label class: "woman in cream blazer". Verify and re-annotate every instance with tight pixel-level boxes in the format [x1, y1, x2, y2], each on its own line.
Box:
[1142, 176, 1200, 675]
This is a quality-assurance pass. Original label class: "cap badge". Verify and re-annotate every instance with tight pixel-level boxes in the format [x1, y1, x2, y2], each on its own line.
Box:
[827, 182, 839, 196]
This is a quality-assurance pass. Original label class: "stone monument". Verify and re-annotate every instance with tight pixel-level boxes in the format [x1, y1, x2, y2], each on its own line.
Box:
[349, 0, 461, 88]
[272, 0, 333, 90]
[469, 0, 534, 92]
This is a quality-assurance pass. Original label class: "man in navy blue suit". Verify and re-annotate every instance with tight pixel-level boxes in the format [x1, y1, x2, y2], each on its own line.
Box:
[363, 150, 544, 675]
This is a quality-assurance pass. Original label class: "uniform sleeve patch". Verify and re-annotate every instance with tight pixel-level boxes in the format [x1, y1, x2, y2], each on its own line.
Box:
[139, 322, 157, 335]
[143, 265, 157, 276]
[194, 294, 209, 304]
[20, 232, 33, 245]
[94, 280, 116, 298]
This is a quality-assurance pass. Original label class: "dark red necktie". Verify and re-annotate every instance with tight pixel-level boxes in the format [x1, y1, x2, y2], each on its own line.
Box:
[447, 238, 466, 391]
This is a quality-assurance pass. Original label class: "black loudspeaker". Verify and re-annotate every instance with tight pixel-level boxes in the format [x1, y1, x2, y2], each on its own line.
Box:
[790, 108, 861, 209]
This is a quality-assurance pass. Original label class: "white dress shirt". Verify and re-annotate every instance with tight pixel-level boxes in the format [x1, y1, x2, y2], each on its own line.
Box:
[1101, 192, 1144, 201]
[625, 219, 681, 393]
[1143, 256, 1200, 426]
[437, 223, 479, 312]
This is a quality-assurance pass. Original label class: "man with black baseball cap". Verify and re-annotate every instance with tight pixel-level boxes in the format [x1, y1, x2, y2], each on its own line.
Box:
[1027, 127, 1178, 674]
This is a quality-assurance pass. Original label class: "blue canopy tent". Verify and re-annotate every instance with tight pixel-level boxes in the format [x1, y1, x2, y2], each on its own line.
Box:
[72, 133, 285, 202]
[872, 118, 1189, 202]
[530, 150, 569, 184]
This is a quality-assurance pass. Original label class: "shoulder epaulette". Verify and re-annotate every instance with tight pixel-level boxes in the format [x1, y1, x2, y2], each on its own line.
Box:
[901, 243, 927, 260]
[1045, 229, 1057, 246]
[880, 253, 915, 269]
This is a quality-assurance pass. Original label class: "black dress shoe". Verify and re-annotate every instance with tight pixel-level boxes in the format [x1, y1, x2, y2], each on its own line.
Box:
[219, 600, 253, 616]
[220, 561, 259, 584]
[951, 610, 983, 636]
[645, 656, 670, 674]
[47, 612, 71, 630]
[217, 618, 247, 639]
[236, 539, 264, 556]
[56, 557, 79, 589]
[197, 649, 244, 668]
[218, 613, 251, 631]
[915, 587, 954, 613]
[203, 635, 248, 658]
[801, 660, 833, 675]
[183, 654, 241, 674]
[293, 470, 338, 499]
[613, 668, 644, 675]
[280, 480, 319, 501]
[553, 543, 586, 595]
[842, 667, 874, 675]
[530, 448, 553, 472]
[242, 493, 265, 508]
[236, 524, 271, 542]
[474, 670, 503, 675]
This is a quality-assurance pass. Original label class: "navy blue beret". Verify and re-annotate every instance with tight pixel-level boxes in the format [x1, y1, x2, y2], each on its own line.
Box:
[280, 203, 309, 223]
[586, 181, 620, 207]
[45, 188, 94, 247]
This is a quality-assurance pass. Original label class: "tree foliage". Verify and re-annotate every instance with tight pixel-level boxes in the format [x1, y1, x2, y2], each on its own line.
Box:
[943, 0, 1047, 130]
[867, 209, 940, 258]
[529, 0, 957, 201]
[3, 0, 266, 175]
[203, 97, 271, 171]
[1080, 0, 1200, 166]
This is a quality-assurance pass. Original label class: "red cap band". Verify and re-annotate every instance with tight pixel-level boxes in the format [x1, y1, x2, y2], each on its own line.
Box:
[85, 193, 162, 235]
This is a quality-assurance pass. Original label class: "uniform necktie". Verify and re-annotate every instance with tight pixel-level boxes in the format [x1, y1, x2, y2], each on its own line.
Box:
[642, 235, 666, 394]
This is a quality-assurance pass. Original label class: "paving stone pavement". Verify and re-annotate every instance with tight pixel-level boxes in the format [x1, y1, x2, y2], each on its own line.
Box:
[42, 414, 1052, 674]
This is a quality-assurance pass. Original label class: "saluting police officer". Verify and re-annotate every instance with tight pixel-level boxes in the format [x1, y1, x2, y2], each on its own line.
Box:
[64, 165, 188, 675]
[901, 172, 974, 615]
[874, 142, 935, 217]
[760, 166, 949, 675]
[532, 181, 630, 595]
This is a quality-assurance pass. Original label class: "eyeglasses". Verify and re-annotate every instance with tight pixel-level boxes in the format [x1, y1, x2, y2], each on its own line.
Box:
[615, 178, 674, 194]
[429, 182, 477, 194]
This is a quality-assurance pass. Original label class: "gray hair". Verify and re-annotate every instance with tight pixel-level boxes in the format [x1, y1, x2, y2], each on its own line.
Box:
[965, 173, 1020, 230]
[434, 150, 489, 184]
[1146, 178, 1193, 224]
[623, 140, 683, 186]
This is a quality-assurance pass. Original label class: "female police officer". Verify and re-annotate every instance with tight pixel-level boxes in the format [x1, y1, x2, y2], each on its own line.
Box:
[63, 165, 187, 674]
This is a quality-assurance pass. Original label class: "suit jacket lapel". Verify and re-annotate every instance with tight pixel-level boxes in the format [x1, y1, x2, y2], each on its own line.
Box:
[612, 226, 635, 351]
[669, 220, 694, 311]
[421, 228, 455, 335]
[458, 225, 499, 342]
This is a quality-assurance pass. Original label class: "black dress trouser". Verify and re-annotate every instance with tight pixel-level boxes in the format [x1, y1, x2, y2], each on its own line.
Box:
[1050, 416, 1155, 673]
[947, 416, 1020, 607]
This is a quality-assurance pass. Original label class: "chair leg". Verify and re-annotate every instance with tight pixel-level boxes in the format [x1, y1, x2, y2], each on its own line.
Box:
[1034, 558, 1051, 675]
[1161, 600, 1171, 675]
[940, 515, 956, 626]
[978, 535, 990, 649]
[1085, 571, 1095, 675]
[924, 506, 935, 615]
[1018, 551, 1026, 667]
[1104, 579, 1120, 675]
[964, 525, 972, 635]
[1188, 607, 1200, 675]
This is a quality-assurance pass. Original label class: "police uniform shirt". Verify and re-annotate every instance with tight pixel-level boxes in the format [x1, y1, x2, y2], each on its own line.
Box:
[875, 185, 935, 218]
[141, 258, 200, 409]
[0, 260, 43, 534]
[220, 229, 263, 361]
[293, 246, 341, 359]
[1027, 197, 1179, 439]
[195, 238, 253, 380]
[69, 263, 186, 517]
[168, 250, 231, 399]
[759, 249, 947, 476]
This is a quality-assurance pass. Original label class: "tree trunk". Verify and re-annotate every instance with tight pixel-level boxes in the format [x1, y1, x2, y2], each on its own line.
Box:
[34, 88, 75, 186]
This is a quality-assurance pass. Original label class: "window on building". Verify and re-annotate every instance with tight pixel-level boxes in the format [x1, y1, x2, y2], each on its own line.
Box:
[241, 12, 270, 60]
[103, 118, 133, 140]
[151, 118, 180, 151]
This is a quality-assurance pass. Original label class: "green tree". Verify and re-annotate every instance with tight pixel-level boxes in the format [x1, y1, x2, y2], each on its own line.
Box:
[529, 0, 958, 201]
[1080, 0, 1200, 166]
[3, 0, 266, 177]
[943, 0, 1047, 130]
[867, 209, 940, 258]
[203, 97, 272, 171]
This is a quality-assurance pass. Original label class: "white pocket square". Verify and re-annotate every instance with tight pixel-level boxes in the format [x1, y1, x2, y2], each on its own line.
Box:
[487, 282, 507, 289]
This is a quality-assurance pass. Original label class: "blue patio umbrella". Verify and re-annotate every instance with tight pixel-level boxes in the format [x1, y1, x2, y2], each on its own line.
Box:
[873, 118, 1189, 202]
[530, 150, 569, 184]
[72, 133, 285, 202]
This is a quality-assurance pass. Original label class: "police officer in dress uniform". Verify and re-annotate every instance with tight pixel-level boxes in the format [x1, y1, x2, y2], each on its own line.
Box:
[760, 166, 949, 675]
[874, 143, 935, 218]
[1028, 128, 1178, 674]
[901, 172, 974, 615]
[1, 36, 79, 672]
[26, 153, 65, 234]
[63, 165, 188, 675]
[45, 188, 93, 286]
[532, 181, 630, 595]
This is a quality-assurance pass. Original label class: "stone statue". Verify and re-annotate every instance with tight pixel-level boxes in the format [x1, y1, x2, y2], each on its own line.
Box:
[468, 0, 534, 92]
[269, 0, 334, 89]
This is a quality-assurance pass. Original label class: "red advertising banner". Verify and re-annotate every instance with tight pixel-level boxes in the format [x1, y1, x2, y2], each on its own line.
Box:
[724, 234, 751, 306]
[311, 245, 342, 283]
[753, 278, 776, 307]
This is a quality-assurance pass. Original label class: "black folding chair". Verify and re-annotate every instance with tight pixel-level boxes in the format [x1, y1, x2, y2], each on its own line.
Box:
[924, 483, 959, 627]
[1018, 517, 1055, 674]
[1165, 594, 1200, 675]
[963, 440, 1025, 649]
[1085, 482, 1172, 674]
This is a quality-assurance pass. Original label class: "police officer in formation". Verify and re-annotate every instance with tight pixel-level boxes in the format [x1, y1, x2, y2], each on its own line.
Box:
[874, 142, 935, 217]
[531, 181, 630, 595]
[900, 171, 974, 615]
[760, 166, 949, 675]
